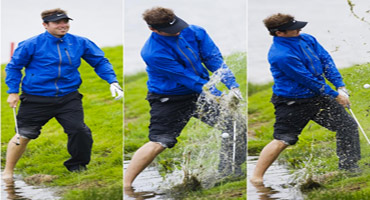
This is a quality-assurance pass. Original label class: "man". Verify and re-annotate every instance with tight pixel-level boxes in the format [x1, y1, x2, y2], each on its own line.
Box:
[124, 7, 246, 188]
[2, 8, 123, 180]
[250, 13, 361, 184]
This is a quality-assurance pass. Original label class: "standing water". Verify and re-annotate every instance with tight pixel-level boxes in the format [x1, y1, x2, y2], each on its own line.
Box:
[247, 156, 304, 200]
[1, 175, 61, 200]
[124, 161, 182, 200]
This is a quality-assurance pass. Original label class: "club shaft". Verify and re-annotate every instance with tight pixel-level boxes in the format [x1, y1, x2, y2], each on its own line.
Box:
[232, 121, 236, 172]
[349, 108, 370, 145]
[13, 107, 20, 144]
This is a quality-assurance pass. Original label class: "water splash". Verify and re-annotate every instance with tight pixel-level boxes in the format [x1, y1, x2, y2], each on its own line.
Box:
[173, 53, 247, 189]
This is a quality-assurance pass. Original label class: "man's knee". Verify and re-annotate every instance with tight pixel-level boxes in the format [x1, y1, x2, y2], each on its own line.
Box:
[273, 132, 299, 145]
[18, 126, 41, 139]
[65, 123, 91, 135]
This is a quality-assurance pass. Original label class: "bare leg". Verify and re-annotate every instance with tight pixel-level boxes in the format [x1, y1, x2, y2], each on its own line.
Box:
[124, 141, 165, 188]
[2, 135, 31, 180]
[250, 139, 288, 185]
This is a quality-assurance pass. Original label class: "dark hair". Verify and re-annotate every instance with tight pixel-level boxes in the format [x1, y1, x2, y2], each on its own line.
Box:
[142, 7, 175, 26]
[41, 8, 67, 22]
[263, 13, 294, 36]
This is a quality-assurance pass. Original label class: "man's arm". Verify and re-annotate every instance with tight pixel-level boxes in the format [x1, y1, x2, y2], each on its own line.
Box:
[148, 56, 208, 93]
[276, 55, 339, 98]
[311, 36, 345, 88]
[194, 26, 239, 90]
[81, 40, 118, 84]
[5, 41, 33, 95]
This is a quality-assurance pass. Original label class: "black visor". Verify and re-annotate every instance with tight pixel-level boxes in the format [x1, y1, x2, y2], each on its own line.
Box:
[148, 16, 189, 34]
[268, 19, 307, 32]
[43, 13, 73, 22]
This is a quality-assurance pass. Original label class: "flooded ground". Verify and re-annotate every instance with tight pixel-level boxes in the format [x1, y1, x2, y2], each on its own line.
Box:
[1, 175, 61, 200]
[124, 161, 183, 200]
[247, 156, 304, 200]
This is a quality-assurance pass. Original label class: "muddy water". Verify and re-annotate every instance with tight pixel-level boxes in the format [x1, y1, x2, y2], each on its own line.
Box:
[247, 156, 304, 200]
[1, 175, 61, 200]
[124, 161, 183, 200]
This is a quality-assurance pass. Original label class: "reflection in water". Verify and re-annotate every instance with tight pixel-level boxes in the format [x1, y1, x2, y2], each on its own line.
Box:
[1, 175, 60, 200]
[247, 156, 304, 200]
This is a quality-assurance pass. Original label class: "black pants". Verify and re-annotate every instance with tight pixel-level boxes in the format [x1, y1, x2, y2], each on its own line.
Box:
[147, 92, 247, 173]
[17, 92, 93, 171]
[272, 94, 361, 168]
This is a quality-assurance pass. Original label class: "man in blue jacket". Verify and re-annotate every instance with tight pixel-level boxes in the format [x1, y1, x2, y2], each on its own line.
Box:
[2, 8, 123, 180]
[124, 7, 246, 188]
[250, 13, 361, 185]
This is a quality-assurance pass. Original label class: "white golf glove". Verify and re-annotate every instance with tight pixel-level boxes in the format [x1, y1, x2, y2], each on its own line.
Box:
[230, 87, 244, 101]
[110, 82, 123, 100]
[338, 87, 349, 98]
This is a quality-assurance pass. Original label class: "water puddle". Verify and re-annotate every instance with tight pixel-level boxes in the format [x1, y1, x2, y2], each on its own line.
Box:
[1, 175, 61, 200]
[124, 161, 183, 200]
[247, 156, 304, 200]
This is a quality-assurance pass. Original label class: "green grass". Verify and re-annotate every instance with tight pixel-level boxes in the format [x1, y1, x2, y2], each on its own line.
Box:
[124, 52, 247, 199]
[248, 63, 370, 199]
[1, 46, 123, 200]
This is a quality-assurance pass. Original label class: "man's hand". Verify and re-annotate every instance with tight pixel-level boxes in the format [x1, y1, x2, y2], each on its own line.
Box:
[7, 93, 20, 108]
[338, 87, 349, 98]
[230, 87, 244, 101]
[110, 82, 123, 100]
[336, 93, 350, 108]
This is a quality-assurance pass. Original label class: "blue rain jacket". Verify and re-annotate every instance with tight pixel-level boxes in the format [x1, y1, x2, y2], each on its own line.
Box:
[141, 25, 239, 95]
[5, 31, 118, 97]
[268, 33, 344, 98]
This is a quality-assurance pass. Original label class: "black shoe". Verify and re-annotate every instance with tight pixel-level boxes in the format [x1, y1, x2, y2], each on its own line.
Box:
[67, 165, 87, 172]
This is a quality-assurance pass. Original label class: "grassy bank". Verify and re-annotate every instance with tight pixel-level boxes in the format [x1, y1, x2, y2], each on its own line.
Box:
[124, 52, 247, 199]
[1, 46, 123, 199]
[248, 63, 370, 199]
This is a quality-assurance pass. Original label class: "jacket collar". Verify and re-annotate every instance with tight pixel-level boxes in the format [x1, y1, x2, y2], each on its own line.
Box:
[273, 35, 302, 44]
[152, 32, 180, 41]
[44, 31, 69, 42]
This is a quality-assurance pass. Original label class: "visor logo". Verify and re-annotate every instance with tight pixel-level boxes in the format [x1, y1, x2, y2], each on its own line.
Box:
[169, 18, 176, 25]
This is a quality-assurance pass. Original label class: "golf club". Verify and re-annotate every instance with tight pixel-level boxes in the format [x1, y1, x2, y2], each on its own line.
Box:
[348, 106, 370, 145]
[232, 121, 237, 173]
[12, 107, 20, 145]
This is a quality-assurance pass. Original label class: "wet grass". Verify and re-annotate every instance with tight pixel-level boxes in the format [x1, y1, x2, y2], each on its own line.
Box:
[124, 52, 247, 198]
[1, 46, 123, 199]
[248, 63, 370, 199]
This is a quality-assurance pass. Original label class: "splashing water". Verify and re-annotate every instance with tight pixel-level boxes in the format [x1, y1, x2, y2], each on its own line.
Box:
[174, 53, 247, 189]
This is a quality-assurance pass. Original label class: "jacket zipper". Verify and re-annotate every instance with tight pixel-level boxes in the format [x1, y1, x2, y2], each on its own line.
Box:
[177, 38, 199, 76]
[65, 48, 72, 65]
[186, 46, 199, 61]
[55, 42, 62, 96]
[299, 41, 318, 75]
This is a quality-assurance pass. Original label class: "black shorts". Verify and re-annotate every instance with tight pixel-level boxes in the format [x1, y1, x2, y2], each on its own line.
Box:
[147, 92, 247, 149]
[146, 93, 199, 148]
[272, 94, 355, 145]
[16, 91, 85, 139]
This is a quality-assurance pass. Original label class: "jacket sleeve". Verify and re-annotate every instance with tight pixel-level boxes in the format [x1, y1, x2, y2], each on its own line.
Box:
[195, 27, 239, 89]
[146, 55, 208, 93]
[82, 40, 118, 84]
[276, 55, 339, 98]
[312, 37, 344, 88]
[5, 41, 33, 94]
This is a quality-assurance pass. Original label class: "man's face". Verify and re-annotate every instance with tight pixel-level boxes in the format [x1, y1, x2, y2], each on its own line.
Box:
[276, 29, 301, 37]
[43, 19, 70, 38]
